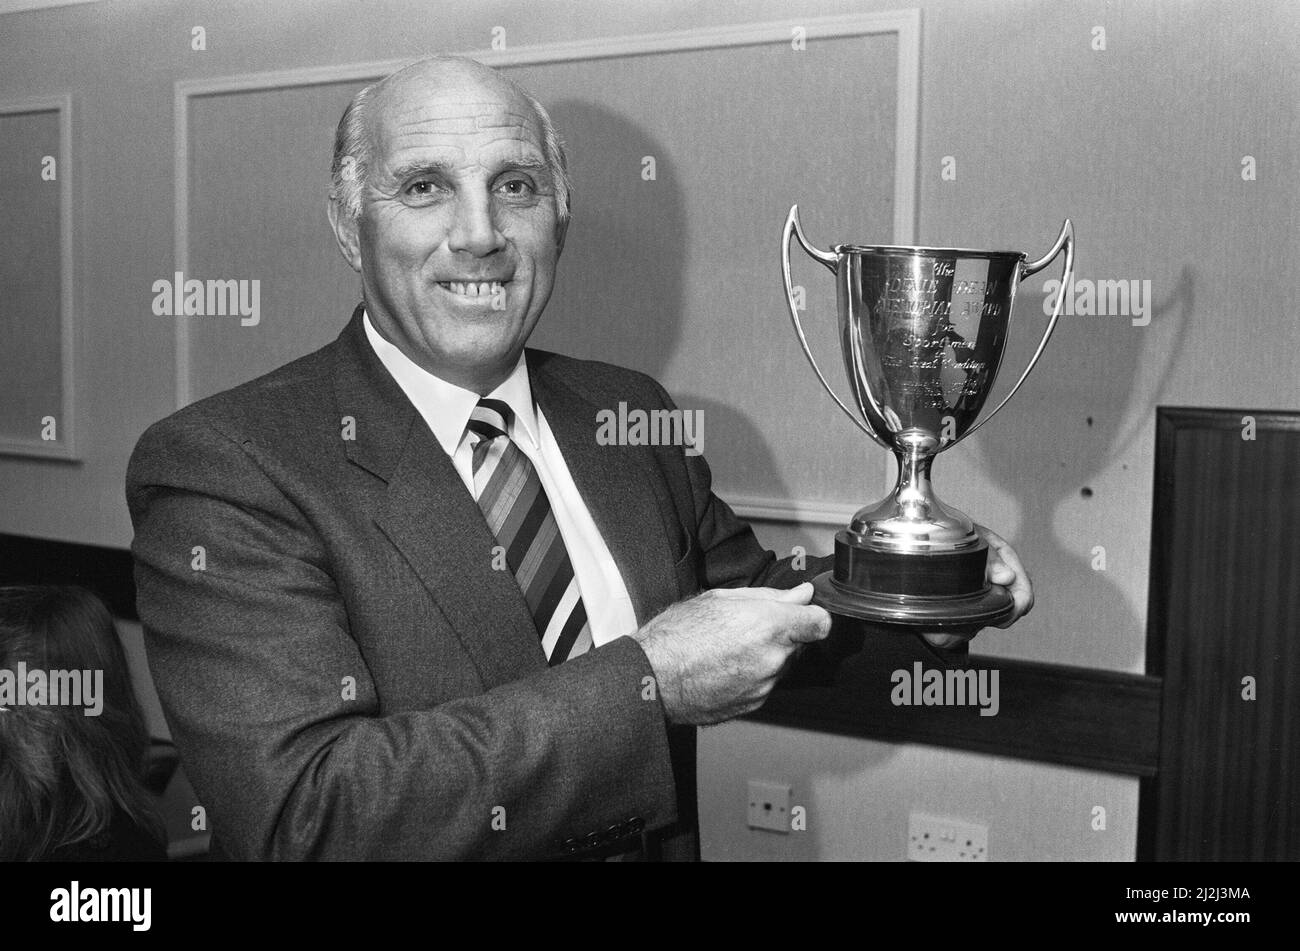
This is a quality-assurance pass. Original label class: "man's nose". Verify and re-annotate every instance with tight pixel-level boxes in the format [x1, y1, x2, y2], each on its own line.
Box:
[447, 192, 506, 256]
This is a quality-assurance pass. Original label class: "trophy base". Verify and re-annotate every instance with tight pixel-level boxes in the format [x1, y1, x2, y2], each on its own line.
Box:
[811, 571, 1014, 633]
[813, 531, 1014, 634]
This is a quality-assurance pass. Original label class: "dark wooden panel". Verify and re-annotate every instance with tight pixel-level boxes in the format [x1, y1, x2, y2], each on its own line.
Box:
[0, 533, 138, 620]
[1140, 407, 1300, 860]
[5, 531, 1166, 778]
[748, 629, 1161, 777]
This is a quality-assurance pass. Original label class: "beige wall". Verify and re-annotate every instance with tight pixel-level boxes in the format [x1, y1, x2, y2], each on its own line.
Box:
[699, 720, 1139, 861]
[2, 0, 1295, 860]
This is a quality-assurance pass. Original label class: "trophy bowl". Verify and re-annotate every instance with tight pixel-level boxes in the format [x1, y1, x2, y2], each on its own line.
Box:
[782, 205, 1074, 634]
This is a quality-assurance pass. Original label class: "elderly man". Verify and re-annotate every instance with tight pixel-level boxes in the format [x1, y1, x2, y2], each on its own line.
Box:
[127, 56, 1031, 861]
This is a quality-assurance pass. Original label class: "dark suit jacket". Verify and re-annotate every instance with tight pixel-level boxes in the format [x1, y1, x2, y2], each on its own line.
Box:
[126, 305, 819, 860]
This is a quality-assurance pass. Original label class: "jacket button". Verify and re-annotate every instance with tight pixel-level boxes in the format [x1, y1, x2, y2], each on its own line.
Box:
[628, 817, 645, 834]
[582, 831, 601, 850]
[561, 837, 579, 854]
[605, 822, 627, 842]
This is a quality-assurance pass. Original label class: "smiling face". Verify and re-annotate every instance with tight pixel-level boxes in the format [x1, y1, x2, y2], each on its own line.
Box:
[329, 61, 567, 393]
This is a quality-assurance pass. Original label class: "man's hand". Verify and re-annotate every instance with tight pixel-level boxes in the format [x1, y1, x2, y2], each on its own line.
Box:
[919, 526, 1033, 650]
[632, 582, 831, 725]
[977, 524, 1033, 628]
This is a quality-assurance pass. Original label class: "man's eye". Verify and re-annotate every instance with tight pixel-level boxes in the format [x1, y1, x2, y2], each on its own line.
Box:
[497, 177, 535, 197]
[407, 180, 435, 196]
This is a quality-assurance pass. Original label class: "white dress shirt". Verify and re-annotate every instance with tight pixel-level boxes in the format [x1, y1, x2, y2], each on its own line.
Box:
[363, 312, 639, 647]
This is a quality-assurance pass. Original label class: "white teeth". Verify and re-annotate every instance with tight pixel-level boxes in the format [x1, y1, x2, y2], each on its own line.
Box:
[444, 281, 503, 297]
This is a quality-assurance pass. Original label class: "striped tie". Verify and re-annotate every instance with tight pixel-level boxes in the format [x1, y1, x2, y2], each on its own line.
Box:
[468, 398, 593, 664]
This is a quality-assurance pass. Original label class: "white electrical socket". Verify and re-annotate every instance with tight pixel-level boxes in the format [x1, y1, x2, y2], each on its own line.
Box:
[908, 812, 988, 861]
[747, 780, 792, 833]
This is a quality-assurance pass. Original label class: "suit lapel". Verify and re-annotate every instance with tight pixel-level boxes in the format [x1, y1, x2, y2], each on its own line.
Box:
[331, 308, 545, 687]
[529, 354, 681, 626]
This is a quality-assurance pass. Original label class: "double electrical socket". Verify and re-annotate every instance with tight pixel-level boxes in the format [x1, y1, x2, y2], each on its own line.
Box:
[908, 812, 988, 861]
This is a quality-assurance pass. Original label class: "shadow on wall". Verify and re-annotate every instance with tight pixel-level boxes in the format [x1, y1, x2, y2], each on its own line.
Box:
[539, 98, 798, 542]
[539, 102, 1210, 671]
[541, 96, 1205, 676]
[973, 265, 1196, 671]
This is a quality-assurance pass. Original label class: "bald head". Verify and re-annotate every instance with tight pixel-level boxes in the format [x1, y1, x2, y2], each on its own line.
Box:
[329, 56, 571, 225]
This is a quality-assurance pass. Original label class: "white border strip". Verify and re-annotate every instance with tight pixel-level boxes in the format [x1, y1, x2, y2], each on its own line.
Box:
[0, 94, 76, 461]
[726, 493, 861, 528]
[173, 11, 922, 523]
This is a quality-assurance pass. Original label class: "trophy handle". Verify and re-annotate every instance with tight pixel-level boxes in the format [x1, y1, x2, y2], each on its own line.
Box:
[782, 204, 883, 444]
[951, 218, 1074, 446]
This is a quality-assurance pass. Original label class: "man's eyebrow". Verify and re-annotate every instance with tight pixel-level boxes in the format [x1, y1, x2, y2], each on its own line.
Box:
[497, 158, 552, 176]
[385, 157, 552, 183]
[385, 159, 455, 183]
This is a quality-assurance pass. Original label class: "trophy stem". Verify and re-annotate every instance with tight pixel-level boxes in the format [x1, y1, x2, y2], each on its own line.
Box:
[846, 429, 977, 550]
[813, 426, 1012, 630]
[893, 435, 937, 525]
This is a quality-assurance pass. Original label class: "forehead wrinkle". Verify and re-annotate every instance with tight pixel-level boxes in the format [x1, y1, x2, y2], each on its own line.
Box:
[393, 114, 533, 136]
[386, 125, 544, 159]
[368, 83, 550, 188]
[381, 106, 540, 151]
[394, 98, 521, 118]
[390, 99, 535, 130]
[395, 104, 532, 125]
[369, 75, 547, 153]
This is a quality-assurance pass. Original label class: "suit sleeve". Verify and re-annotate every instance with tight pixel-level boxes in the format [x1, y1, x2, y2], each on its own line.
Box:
[127, 414, 678, 861]
[643, 380, 835, 590]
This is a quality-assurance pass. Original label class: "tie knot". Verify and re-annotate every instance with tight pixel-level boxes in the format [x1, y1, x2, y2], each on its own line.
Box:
[467, 397, 513, 441]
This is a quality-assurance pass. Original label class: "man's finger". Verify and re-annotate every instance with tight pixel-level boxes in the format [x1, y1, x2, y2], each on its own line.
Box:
[712, 582, 815, 604]
[976, 523, 1011, 552]
[977, 524, 1033, 622]
[987, 557, 1016, 585]
[920, 631, 967, 650]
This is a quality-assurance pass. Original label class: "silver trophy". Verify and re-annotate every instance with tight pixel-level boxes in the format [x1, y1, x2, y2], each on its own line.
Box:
[782, 205, 1074, 633]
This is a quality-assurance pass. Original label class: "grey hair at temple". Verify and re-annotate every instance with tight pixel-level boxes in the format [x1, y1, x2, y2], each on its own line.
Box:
[328, 56, 572, 227]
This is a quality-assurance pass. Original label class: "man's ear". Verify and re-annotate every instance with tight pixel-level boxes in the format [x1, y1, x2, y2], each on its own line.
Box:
[326, 197, 363, 273]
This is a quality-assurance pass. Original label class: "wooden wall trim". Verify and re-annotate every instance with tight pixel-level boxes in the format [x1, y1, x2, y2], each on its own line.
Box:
[748, 637, 1161, 777]
[171, 10, 922, 413]
[0, 94, 76, 460]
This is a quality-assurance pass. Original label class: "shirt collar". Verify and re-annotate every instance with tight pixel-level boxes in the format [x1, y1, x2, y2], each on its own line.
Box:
[361, 309, 540, 456]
